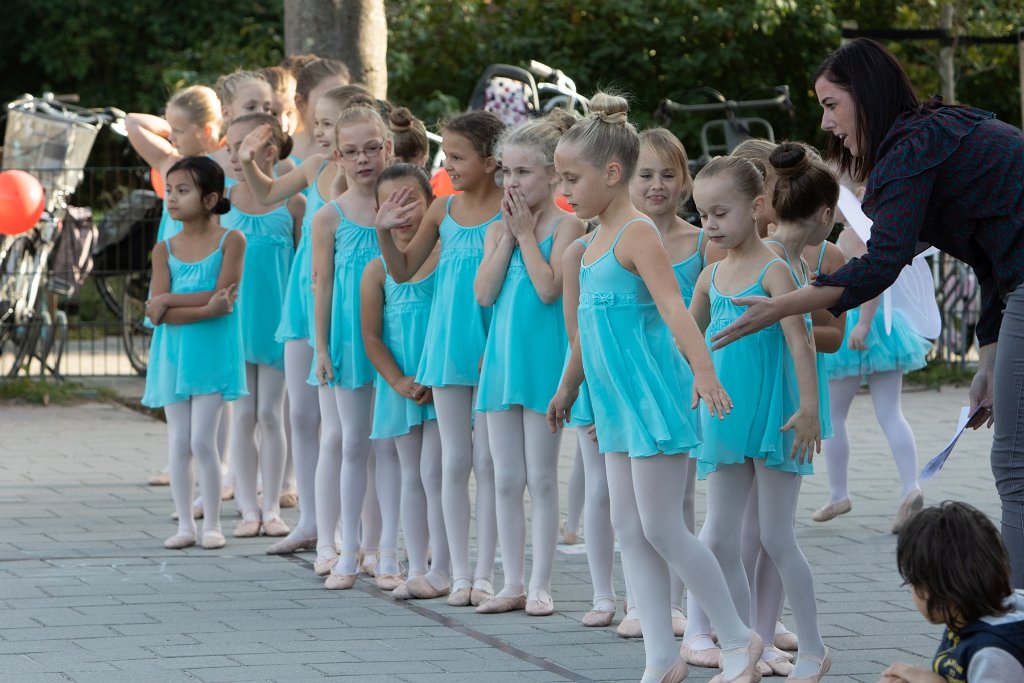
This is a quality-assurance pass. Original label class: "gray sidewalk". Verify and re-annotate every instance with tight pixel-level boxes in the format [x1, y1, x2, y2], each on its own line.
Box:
[0, 384, 1001, 682]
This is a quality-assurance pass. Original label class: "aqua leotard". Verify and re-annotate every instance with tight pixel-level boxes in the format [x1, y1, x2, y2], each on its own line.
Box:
[673, 229, 705, 307]
[698, 259, 811, 478]
[557, 236, 595, 428]
[276, 160, 329, 343]
[142, 230, 247, 408]
[370, 258, 438, 439]
[578, 219, 701, 457]
[221, 199, 294, 371]
[476, 221, 567, 414]
[415, 196, 500, 387]
[307, 200, 380, 388]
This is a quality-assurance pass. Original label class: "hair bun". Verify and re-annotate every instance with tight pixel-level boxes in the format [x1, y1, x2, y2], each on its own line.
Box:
[212, 197, 232, 215]
[388, 106, 413, 131]
[588, 92, 630, 125]
[544, 107, 577, 135]
[768, 142, 810, 179]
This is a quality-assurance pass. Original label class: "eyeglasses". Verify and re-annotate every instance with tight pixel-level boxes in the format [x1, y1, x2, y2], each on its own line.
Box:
[340, 140, 385, 161]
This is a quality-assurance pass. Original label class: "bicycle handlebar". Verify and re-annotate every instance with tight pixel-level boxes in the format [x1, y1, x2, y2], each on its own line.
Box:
[657, 87, 793, 116]
[527, 60, 556, 80]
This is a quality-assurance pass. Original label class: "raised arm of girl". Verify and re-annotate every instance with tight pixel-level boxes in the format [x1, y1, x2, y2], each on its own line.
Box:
[239, 126, 320, 204]
[375, 189, 442, 283]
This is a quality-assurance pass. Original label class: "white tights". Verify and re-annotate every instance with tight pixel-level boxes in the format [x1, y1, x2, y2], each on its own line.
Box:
[394, 422, 449, 585]
[703, 460, 825, 673]
[231, 363, 287, 521]
[824, 371, 920, 502]
[577, 429, 615, 606]
[432, 386, 496, 592]
[362, 451, 382, 556]
[486, 407, 561, 598]
[372, 440, 401, 575]
[283, 341, 320, 538]
[165, 394, 225, 537]
[606, 452, 750, 681]
[315, 384, 373, 567]
[565, 443, 585, 537]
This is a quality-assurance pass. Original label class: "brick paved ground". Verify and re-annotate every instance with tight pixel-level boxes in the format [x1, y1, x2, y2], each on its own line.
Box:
[0, 382, 1000, 682]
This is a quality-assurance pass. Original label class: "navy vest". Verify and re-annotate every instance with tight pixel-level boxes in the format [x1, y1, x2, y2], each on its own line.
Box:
[933, 617, 1024, 682]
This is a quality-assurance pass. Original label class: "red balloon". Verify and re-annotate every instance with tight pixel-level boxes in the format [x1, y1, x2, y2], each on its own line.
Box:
[0, 170, 45, 236]
[151, 167, 165, 199]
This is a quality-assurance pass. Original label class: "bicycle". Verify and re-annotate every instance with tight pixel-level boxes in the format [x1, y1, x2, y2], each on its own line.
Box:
[654, 85, 794, 172]
[1, 93, 125, 378]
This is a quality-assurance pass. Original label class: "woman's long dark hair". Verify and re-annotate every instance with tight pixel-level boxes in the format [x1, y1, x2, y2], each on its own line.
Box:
[814, 39, 921, 182]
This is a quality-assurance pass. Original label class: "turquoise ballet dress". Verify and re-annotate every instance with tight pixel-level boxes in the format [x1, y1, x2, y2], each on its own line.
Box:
[371, 259, 438, 439]
[277, 160, 329, 343]
[142, 230, 247, 408]
[673, 229, 705, 307]
[307, 200, 380, 388]
[578, 219, 701, 457]
[558, 236, 595, 428]
[416, 196, 499, 387]
[698, 259, 812, 478]
[476, 224, 567, 414]
[824, 304, 931, 381]
[221, 200, 294, 371]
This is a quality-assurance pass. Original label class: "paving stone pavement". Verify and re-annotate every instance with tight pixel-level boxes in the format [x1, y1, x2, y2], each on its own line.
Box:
[0, 383, 1002, 682]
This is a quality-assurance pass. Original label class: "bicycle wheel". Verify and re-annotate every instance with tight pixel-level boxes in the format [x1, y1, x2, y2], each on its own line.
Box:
[121, 272, 151, 375]
[5, 298, 44, 378]
[93, 273, 125, 320]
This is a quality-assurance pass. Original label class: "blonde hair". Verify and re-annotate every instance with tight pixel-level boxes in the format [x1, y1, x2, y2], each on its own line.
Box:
[166, 85, 222, 136]
[230, 113, 293, 160]
[215, 69, 271, 112]
[559, 91, 639, 179]
[731, 138, 778, 163]
[639, 127, 693, 202]
[695, 155, 766, 202]
[497, 108, 576, 166]
[320, 84, 375, 112]
[334, 105, 389, 143]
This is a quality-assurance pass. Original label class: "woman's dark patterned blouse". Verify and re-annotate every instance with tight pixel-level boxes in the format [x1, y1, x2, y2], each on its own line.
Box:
[814, 101, 1024, 345]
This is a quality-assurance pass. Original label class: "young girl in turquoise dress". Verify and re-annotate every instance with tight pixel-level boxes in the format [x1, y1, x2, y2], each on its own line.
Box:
[142, 156, 246, 551]
[223, 114, 305, 539]
[311, 105, 390, 589]
[127, 86, 225, 490]
[472, 111, 585, 617]
[239, 84, 372, 558]
[362, 164, 451, 597]
[688, 151, 832, 683]
[289, 59, 351, 162]
[375, 111, 504, 607]
[620, 127, 707, 639]
[211, 70, 273, 183]
[388, 107, 430, 167]
[547, 93, 759, 683]
[259, 66, 299, 137]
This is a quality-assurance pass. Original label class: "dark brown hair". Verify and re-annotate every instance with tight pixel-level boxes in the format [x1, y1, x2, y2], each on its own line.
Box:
[439, 110, 505, 158]
[814, 38, 921, 182]
[897, 501, 1012, 628]
[388, 107, 429, 164]
[230, 113, 294, 160]
[166, 156, 231, 215]
[259, 66, 296, 97]
[295, 58, 351, 100]
[376, 163, 433, 205]
[279, 53, 319, 78]
[768, 142, 839, 222]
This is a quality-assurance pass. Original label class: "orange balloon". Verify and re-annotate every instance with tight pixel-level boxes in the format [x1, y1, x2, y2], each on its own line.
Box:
[555, 195, 573, 213]
[0, 170, 45, 236]
[151, 167, 165, 199]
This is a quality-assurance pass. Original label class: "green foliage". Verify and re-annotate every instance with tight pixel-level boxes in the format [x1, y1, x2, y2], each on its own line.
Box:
[0, 378, 87, 405]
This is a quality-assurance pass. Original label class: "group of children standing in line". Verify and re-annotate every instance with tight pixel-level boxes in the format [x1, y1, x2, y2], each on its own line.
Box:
[126, 55, 1024, 683]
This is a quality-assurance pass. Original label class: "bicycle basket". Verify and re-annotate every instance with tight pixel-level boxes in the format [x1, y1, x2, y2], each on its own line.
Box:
[3, 104, 102, 212]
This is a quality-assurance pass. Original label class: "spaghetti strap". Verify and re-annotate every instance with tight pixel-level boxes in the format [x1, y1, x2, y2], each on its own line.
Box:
[764, 239, 807, 287]
[696, 229, 705, 265]
[816, 241, 828, 274]
[331, 200, 344, 219]
[756, 257, 785, 285]
[445, 195, 454, 212]
[216, 228, 231, 250]
[610, 217, 656, 249]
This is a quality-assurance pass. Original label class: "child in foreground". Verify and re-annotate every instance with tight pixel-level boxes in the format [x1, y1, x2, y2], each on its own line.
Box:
[881, 501, 1024, 683]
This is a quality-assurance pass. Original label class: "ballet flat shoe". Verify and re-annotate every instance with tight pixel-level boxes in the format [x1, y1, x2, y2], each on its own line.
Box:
[892, 490, 924, 534]
[759, 647, 795, 677]
[717, 631, 764, 683]
[406, 575, 449, 599]
[681, 641, 722, 668]
[201, 530, 226, 550]
[658, 657, 690, 683]
[375, 573, 404, 591]
[617, 615, 643, 639]
[525, 590, 554, 616]
[447, 587, 473, 606]
[325, 571, 357, 590]
[470, 582, 494, 607]
[581, 608, 615, 627]
[163, 533, 196, 550]
[232, 519, 262, 538]
[559, 519, 581, 545]
[147, 471, 170, 486]
[672, 615, 688, 637]
[786, 648, 831, 683]
[278, 491, 298, 508]
[313, 555, 339, 577]
[265, 534, 317, 555]
[475, 595, 526, 614]
[261, 517, 290, 537]
[220, 485, 234, 501]
[359, 551, 378, 577]
[774, 629, 799, 652]
[811, 498, 852, 523]
[391, 582, 412, 599]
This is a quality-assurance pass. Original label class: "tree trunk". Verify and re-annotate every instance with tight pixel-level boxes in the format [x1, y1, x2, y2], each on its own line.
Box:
[284, 0, 387, 99]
